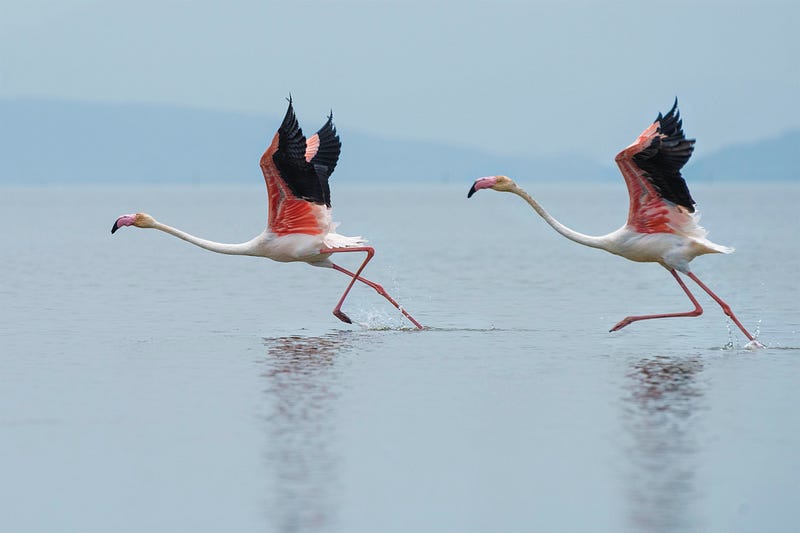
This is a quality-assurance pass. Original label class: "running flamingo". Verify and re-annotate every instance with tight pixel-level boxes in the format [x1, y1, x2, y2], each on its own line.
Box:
[468, 100, 761, 346]
[112, 98, 423, 329]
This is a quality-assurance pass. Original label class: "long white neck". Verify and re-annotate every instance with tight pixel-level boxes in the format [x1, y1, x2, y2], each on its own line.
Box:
[151, 221, 257, 256]
[511, 185, 607, 250]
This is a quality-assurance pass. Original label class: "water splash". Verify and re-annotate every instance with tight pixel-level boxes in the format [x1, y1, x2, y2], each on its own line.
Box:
[744, 339, 767, 350]
[741, 319, 766, 350]
[722, 322, 737, 350]
[721, 319, 767, 350]
[353, 306, 411, 331]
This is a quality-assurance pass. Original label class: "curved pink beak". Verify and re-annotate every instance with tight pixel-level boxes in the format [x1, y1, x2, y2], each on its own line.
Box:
[111, 214, 136, 234]
[467, 176, 498, 198]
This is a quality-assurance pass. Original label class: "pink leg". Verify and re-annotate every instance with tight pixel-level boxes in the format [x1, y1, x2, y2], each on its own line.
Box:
[320, 247, 423, 329]
[610, 269, 703, 332]
[684, 271, 755, 341]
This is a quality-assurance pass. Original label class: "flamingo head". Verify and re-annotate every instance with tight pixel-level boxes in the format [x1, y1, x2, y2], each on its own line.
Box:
[467, 175, 516, 198]
[111, 213, 156, 234]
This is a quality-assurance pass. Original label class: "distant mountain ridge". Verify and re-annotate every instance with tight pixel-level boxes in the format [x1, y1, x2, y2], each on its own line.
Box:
[0, 99, 796, 185]
[688, 130, 799, 182]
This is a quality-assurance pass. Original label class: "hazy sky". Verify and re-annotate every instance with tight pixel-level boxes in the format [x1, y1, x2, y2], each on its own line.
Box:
[3, 0, 798, 163]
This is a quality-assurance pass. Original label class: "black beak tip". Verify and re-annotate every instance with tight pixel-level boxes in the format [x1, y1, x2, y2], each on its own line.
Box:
[111, 222, 120, 234]
[467, 184, 478, 198]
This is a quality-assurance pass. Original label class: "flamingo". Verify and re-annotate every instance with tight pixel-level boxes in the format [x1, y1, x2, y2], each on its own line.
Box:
[468, 100, 761, 346]
[111, 98, 423, 329]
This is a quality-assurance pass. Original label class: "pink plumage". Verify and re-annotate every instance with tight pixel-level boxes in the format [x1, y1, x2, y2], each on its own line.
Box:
[112, 98, 422, 329]
[469, 100, 761, 346]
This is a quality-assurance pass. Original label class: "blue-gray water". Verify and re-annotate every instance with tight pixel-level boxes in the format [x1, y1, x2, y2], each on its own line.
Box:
[2, 183, 799, 532]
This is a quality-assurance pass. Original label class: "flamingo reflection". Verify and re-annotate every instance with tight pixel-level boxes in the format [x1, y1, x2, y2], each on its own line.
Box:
[260, 332, 355, 533]
[623, 355, 706, 532]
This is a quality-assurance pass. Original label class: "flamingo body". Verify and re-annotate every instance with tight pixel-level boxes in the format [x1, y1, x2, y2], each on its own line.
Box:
[112, 98, 422, 329]
[468, 100, 760, 345]
[595, 226, 730, 272]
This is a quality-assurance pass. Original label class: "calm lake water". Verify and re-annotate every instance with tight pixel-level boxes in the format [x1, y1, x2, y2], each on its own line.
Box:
[1, 182, 799, 532]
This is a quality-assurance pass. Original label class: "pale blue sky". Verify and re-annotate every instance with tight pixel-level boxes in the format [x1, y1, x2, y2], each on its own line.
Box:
[3, 0, 798, 163]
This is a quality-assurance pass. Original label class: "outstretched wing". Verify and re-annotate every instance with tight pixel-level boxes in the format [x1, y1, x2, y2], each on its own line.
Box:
[303, 112, 341, 208]
[259, 99, 338, 236]
[615, 100, 697, 233]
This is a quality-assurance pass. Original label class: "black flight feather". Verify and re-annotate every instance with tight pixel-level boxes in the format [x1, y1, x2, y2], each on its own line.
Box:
[309, 112, 341, 208]
[271, 100, 334, 207]
[632, 99, 697, 212]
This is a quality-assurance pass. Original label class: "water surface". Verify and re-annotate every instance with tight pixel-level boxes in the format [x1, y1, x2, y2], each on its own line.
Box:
[1, 183, 798, 532]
